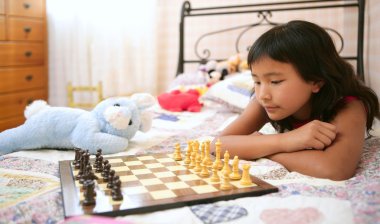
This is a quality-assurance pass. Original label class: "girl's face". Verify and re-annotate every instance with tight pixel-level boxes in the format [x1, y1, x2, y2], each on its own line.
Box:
[251, 57, 321, 121]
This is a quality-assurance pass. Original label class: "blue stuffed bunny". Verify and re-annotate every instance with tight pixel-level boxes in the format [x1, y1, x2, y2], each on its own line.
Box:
[0, 93, 155, 155]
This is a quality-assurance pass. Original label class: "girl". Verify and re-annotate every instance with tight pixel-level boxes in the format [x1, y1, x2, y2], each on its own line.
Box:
[214, 20, 380, 180]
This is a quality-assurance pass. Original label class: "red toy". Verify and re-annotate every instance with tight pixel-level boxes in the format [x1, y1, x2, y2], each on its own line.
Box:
[157, 89, 203, 112]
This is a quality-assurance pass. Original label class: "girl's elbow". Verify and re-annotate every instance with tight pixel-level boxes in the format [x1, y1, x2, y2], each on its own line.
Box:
[319, 163, 355, 181]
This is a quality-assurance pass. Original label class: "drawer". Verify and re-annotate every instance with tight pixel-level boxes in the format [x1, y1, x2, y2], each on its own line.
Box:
[0, 16, 4, 40]
[0, 0, 4, 14]
[0, 66, 46, 93]
[7, 0, 44, 18]
[8, 17, 44, 41]
[0, 116, 25, 131]
[0, 88, 47, 120]
[0, 43, 44, 66]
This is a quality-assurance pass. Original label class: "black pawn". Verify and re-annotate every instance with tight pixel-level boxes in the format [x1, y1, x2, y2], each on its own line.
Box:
[107, 170, 116, 189]
[95, 156, 104, 173]
[103, 163, 111, 182]
[112, 178, 123, 201]
[101, 160, 110, 177]
[82, 179, 96, 206]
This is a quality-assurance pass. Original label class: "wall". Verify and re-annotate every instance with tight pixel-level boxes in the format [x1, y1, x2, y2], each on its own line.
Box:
[367, 0, 380, 135]
[157, 0, 379, 95]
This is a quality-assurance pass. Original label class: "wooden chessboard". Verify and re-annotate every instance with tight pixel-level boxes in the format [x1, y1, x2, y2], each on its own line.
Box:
[59, 153, 278, 217]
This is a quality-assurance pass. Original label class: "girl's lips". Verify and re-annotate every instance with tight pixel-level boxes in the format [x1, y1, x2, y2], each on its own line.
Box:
[264, 106, 279, 112]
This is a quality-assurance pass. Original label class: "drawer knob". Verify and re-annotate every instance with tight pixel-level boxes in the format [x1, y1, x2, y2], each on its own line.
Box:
[24, 27, 32, 33]
[25, 74, 33, 81]
[24, 51, 33, 57]
[24, 3, 31, 9]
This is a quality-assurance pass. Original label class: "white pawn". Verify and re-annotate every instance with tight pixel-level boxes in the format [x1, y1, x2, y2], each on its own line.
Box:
[210, 162, 220, 182]
[174, 143, 182, 161]
[220, 169, 232, 191]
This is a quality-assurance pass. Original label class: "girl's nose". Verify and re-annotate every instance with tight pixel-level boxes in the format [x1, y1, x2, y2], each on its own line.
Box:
[258, 85, 271, 101]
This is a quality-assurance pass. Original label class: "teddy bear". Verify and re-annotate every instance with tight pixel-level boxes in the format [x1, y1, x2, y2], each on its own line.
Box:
[202, 54, 243, 86]
[0, 93, 155, 155]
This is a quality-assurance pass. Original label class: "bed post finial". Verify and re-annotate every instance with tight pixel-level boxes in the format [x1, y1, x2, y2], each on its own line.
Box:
[176, 1, 192, 76]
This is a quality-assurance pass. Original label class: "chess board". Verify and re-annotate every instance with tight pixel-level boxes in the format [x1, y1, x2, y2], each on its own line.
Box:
[59, 153, 278, 217]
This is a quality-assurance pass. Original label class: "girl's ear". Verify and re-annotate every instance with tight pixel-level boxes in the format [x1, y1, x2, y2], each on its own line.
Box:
[312, 80, 325, 93]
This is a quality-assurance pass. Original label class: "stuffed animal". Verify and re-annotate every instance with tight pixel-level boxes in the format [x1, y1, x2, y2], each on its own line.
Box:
[157, 89, 203, 112]
[0, 93, 155, 155]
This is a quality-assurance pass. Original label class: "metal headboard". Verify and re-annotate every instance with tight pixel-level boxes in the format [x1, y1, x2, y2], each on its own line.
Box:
[176, 0, 365, 81]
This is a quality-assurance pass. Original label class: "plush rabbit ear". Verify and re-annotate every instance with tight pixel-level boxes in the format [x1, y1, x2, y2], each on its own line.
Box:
[139, 111, 153, 132]
[130, 93, 156, 110]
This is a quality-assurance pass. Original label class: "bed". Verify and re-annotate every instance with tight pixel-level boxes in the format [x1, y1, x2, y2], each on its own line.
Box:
[1, 1, 379, 224]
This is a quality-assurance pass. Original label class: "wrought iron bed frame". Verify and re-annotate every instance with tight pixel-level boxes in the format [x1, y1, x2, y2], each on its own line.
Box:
[175, 0, 365, 81]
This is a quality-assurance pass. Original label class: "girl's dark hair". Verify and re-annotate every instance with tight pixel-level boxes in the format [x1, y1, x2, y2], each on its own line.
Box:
[247, 20, 380, 134]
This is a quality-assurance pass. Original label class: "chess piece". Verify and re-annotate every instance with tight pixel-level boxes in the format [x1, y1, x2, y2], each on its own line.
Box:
[222, 150, 231, 176]
[112, 178, 123, 201]
[75, 149, 84, 170]
[210, 163, 220, 182]
[82, 179, 96, 206]
[111, 175, 120, 193]
[101, 160, 110, 177]
[205, 140, 213, 166]
[220, 169, 232, 190]
[194, 154, 202, 173]
[76, 150, 86, 180]
[229, 156, 241, 180]
[107, 170, 116, 188]
[184, 141, 192, 165]
[95, 155, 104, 173]
[199, 158, 209, 177]
[103, 163, 111, 182]
[214, 139, 223, 170]
[189, 143, 196, 168]
[200, 142, 205, 162]
[94, 149, 102, 167]
[240, 164, 253, 186]
[86, 164, 99, 181]
[173, 143, 182, 161]
[72, 148, 80, 166]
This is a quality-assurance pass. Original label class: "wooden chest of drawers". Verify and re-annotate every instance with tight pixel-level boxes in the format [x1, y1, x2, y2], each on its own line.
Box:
[0, 0, 47, 131]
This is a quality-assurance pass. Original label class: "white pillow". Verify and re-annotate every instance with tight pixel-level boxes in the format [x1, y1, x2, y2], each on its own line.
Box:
[200, 71, 254, 112]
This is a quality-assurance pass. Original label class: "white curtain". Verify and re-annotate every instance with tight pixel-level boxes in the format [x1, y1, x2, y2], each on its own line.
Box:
[47, 0, 158, 106]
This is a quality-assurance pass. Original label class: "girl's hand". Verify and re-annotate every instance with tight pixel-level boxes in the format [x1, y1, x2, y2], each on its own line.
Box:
[283, 120, 337, 151]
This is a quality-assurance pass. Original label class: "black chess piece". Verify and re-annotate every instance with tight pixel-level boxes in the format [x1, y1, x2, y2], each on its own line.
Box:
[95, 156, 104, 173]
[94, 150, 102, 167]
[103, 163, 111, 182]
[82, 179, 96, 206]
[112, 178, 123, 201]
[107, 170, 116, 189]
[101, 160, 109, 177]
[86, 165, 99, 181]
[75, 150, 84, 170]
[72, 148, 80, 166]
[76, 150, 86, 180]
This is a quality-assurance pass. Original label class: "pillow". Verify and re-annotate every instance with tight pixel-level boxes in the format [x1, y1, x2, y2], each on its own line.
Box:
[200, 71, 254, 112]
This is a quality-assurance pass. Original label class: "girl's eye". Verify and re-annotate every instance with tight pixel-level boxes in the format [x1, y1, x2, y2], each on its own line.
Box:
[254, 81, 261, 85]
[271, 80, 283, 84]
[114, 103, 120, 107]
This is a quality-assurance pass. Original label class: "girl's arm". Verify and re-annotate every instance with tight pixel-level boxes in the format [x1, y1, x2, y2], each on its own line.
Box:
[213, 99, 337, 159]
[268, 100, 367, 180]
[213, 99, 295, 159]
